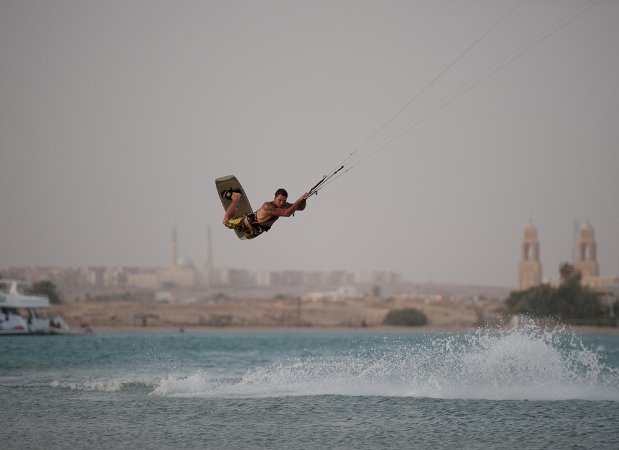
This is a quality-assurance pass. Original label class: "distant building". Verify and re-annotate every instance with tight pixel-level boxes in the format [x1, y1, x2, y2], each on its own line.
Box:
[124, 228, 198, 288]
[85, 266, 106, 287]
[518, 219, 618, 315]
[580, 276, 619, 317]
[103, 266, 127, 287]
[214, 268, 253, 287]
[158, 260, 197, 287]
[171, 226, 178, 269]
[157, 228, 197, 287]
[200, 227, 213, 287]
[303, 271, 327, 286]
[255, 270, 273, 287]
[251, 270, 304, 287]
[518, 220, 542, 290]
[571, 222, 615, 315]
[573, 220, 599, 277]
[0, 225, 405, 292]
[326, 270, 354, 286]
[278, 271, 304, 286]
[354, 270, 402, 285]
[126, 269, 159, 288]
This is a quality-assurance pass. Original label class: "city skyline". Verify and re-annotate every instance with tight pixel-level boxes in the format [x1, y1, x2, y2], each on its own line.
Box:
[2, 219, 617, 291]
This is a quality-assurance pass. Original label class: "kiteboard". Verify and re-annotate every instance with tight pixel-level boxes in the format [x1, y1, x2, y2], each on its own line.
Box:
[215, 175, 253, 240]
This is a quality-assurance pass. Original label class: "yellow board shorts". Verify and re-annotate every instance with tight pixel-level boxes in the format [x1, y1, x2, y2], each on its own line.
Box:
[224, 215, 263, 240]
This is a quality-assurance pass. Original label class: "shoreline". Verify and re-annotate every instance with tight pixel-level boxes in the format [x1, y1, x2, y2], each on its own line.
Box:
[47, 299, 618, 336]
[87, 324, 619, 335]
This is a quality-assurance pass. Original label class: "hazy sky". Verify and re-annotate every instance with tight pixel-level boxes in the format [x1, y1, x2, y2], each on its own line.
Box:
[1, 0, 618, 287]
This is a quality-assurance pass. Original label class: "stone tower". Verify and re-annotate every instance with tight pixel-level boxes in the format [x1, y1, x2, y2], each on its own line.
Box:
[171, 227, 178, 268]
[518, 220, 542, 290]
[573, 220, 599, 276]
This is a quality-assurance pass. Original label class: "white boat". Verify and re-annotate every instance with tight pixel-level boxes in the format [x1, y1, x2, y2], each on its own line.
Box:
[0, 280, 72, 335]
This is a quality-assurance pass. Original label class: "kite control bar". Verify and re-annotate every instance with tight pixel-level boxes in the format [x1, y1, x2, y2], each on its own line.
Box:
[305, 165, 344, 199]
[306, 176, 326, 198]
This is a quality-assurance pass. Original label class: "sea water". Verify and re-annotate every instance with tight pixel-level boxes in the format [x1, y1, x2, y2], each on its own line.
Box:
[1, 324, 618, 449]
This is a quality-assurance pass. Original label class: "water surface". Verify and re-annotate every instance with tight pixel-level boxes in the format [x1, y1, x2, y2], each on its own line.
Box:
[2, 326, 618, 449]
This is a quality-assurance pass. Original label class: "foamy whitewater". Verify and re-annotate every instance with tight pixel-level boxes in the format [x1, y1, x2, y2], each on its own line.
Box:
[2, 325, 619, 449]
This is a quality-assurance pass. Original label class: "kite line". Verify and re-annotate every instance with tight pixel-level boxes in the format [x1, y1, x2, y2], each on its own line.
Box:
[305, 0, 603, 199]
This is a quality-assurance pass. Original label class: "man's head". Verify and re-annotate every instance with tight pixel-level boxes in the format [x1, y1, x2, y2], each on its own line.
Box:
[273, 188, 288, 207]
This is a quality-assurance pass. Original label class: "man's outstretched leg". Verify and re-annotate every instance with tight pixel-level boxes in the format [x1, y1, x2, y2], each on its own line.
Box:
[222, 192, 242, 224]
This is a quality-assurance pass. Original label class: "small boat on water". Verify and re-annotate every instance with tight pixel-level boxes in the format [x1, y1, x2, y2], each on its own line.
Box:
[0, 280, 83, 335]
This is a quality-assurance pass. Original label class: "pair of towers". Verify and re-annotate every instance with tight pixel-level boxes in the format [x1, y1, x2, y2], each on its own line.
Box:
[169, 226, 213, 272]
[518, 220, 599, 290]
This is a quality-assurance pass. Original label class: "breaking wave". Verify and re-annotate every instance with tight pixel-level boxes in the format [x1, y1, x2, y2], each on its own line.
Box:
[151, 325, 619, 401]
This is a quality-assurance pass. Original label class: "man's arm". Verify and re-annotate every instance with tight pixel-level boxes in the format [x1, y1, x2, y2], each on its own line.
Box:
[297, 198, 307, 211]
[263, 193, 309, 218]
[285, 193, 309, 216]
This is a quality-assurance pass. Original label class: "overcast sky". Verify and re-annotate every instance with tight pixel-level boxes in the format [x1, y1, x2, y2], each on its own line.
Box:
[1, 0, 618, 287]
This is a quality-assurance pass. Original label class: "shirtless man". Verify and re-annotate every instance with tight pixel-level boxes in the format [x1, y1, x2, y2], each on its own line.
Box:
[221, 188, 308, 240]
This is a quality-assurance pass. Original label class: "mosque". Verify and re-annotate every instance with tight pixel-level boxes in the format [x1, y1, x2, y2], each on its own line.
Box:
[518, 220, 618, 313]
[125, 227, 212, 288]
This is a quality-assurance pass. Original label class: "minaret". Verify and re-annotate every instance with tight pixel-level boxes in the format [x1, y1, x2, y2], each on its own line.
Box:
[171, 227, 178, 268]
[518, 220, 542, 290]
[573, 220, 599, 276]
[203, 227, 213, 286]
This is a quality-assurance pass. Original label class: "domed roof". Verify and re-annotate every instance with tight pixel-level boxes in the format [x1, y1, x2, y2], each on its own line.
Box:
[177, 256, 195, 267]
